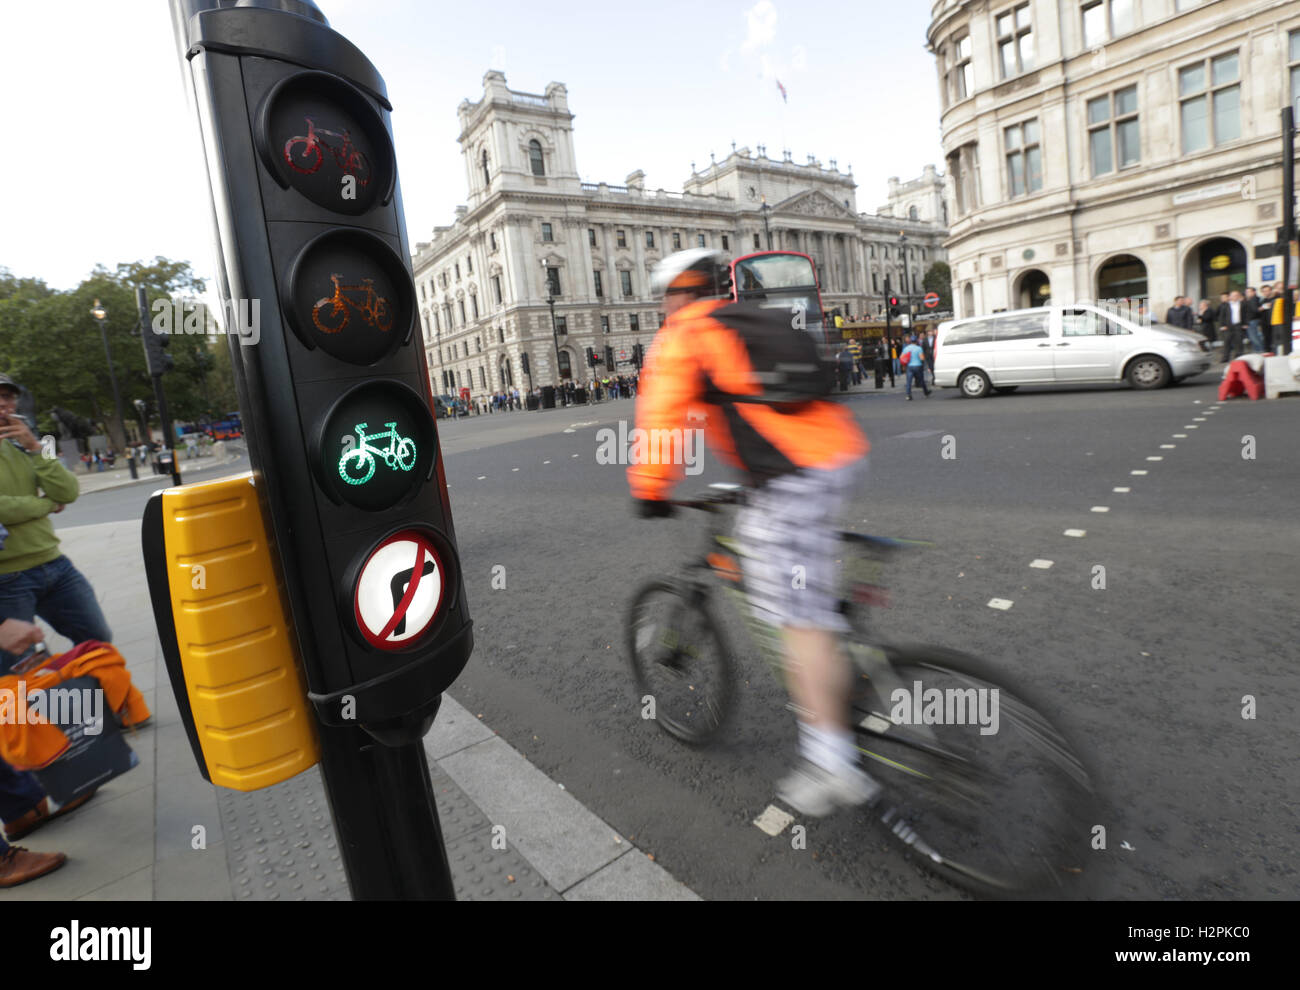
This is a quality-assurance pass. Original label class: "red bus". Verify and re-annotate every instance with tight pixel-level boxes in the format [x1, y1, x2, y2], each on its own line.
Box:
[728, 250, 831, 354]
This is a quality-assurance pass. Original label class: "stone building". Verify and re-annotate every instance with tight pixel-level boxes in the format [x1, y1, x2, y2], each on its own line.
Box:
[411, 71, 947, 396]
[928, 0, 1300, 319]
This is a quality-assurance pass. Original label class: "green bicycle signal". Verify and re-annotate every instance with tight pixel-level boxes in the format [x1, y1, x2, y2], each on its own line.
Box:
[339, 421, 417, 485]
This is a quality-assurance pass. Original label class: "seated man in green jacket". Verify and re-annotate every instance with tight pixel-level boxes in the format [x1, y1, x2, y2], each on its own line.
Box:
[0, 374, 112, 671]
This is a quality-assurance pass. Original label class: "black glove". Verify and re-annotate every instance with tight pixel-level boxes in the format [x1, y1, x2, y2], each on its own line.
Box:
[634, 498, 675, 519]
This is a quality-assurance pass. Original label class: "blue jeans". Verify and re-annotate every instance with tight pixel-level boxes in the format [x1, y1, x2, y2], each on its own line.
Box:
[905, 364, 929, 397]
[0, 556, 112, 673]
[1246, 320, 1264, 353]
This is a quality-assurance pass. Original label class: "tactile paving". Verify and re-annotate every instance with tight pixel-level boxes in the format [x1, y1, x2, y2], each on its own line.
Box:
[215, 762, 562, 900]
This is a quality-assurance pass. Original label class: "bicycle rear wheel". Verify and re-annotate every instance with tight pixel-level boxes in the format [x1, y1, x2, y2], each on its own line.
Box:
[625, 579, 735, 746]
[848, 643, 1098, 898]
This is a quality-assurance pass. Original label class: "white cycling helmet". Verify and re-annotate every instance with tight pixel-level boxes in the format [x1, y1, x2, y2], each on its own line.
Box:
[650, 249, 731, 299]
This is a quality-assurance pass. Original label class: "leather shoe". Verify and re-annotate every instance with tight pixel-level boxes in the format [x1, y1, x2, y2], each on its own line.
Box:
[4, 789, 97, 842]
[0, 846, 67, 887]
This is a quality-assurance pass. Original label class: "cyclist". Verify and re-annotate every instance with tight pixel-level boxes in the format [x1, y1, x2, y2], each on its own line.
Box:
[628, 249, 879, 817]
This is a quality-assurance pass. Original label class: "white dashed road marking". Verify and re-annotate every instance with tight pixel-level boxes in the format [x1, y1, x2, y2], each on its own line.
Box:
[543, 460, 550, 464]
[477, 476, 486, 480]
[1064, 529, 1087, 538]
[754, 805, 795, 836]
[1091, 506, 1110, 513]
[512, 468, 519, 472]
[1185, 425, 1199, 429]
[1173, 433, 1187, 438]
[1131, 470, 1148, 475]
[988, 598, 1014, 610]
[572, 454, 580, 458]
[1160, 444, 1176, 449]
[1194, 417, 1207, 422]
[1029, 559, 1054, 569]
[1146, 456, 1163, 461]
[1113, 486, 1130, 493]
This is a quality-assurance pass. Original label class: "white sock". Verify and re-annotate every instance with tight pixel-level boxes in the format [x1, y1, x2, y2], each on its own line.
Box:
[799, 724, 857, 774]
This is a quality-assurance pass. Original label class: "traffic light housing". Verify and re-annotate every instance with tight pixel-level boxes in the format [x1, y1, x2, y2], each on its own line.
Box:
[888, 296, 901, 318]
[173, 2, 471, 747]
[143, 328, 174, 376]
[632, 343, 643, 369]
[604, 345, 614, 369]
[587, 346, 599, 367]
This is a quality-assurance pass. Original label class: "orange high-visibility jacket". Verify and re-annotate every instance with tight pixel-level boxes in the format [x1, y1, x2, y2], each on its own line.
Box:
[628, 298, 868, 502]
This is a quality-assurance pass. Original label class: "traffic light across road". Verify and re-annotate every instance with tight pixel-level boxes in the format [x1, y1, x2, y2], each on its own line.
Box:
[149, 0, 472, 899]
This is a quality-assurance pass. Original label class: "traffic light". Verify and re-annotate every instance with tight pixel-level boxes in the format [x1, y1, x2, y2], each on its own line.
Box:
[587, 346, 598, 367]
[888, 296, 901, 318]
[604, 345, 614, 369]
[631, 343, 643, 369]
[162, 0, 470, 897]
[143, 327, 174, 376]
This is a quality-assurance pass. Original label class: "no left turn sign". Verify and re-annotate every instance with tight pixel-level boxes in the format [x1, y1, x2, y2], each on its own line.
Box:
[353, 530, 445, 650]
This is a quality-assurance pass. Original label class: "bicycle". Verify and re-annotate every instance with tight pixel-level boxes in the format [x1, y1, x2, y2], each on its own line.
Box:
[625, 483, 1099, 899]
[312, 273, 394, 335]
[283, 116, 372, 185]
[338, 421, 417, 485]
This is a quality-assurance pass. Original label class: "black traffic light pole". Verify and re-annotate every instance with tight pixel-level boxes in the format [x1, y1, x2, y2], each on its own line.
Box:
[171, 0, 469, 899]
[136, 287, 182, 487]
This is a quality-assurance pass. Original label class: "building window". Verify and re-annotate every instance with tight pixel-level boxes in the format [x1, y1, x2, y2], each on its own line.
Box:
[479, 368, 486, 390]
[593, 270, 603, 298]
[948, 142, 981, 215]
[909, 205, 919, 220]
[629, 314, 640, 333]
[753, 233, 761, 249]
[951, 33, 974, 100]
[467, 255, 473, 274]
[458, 299, 466, 323]
[996, 3, 1034, 79]
[697, 233, 706, 248]
[645, 231, 655, 248]
[492, 275, 502, 305]
[490, 232, 498, 251]
[1179, 52, 1240, 154]
[722, 234, 729, 251]
[1082, 1, 1133, 48]
[471, 295, 479, 320]
[1289, 30, 1300, 116]
[588, 228, 597, 247]
[555, 316, 567, 335]
[454, 263, 460, 280]
[558, 350, 571, 378]
[672, 232, 682, 249]
[872, 272, 879, 293]
[498, 327, 505, 343]
[1088, 84, 1139, 176]
[1004, 119, 1042, 197]
[528, 139, 545, 176]
[545, 267, 561, 297]
[542, 222, 553, 242]
[620, 270, 633, 297]
[601, 315, 610, 333]
[617, 230, 627, 248]
[433, 310, 441, 334]
[481, 149, 490, 186]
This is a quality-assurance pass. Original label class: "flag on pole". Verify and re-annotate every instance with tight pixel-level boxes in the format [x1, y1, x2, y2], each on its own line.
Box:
[776, 79, 787, 103]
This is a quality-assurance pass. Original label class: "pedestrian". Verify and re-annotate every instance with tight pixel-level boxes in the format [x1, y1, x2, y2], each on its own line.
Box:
[1243, 287, 1263, 354]
[835, 348, 852, 392]
[900, 335, 929, 400]
[1271, 287, 1296, 356]
[890, 338, 900, 378]
[1217, 289, 1248, 364]
[0, 377, 109, 843]
[921, 329, 936, 386]
[1197, 299, 1217, 343]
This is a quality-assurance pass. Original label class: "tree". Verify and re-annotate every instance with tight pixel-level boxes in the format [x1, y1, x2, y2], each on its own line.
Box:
[922, 261, 953, 313]
[0, 258, 228, 449]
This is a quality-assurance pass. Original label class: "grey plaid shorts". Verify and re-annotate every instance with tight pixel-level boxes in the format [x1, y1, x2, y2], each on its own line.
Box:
[733, 458, 867, 632]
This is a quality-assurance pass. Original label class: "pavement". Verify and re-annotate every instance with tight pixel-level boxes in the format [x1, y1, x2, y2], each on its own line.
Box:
[68, 443, 244, 497]
[0, 490, 699, 902]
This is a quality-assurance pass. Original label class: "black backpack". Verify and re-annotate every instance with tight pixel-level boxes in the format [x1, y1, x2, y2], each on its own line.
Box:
[708, 301, 832, 405]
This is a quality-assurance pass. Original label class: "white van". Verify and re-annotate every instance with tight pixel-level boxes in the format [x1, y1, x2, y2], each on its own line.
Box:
[933, 305, 1212, 397]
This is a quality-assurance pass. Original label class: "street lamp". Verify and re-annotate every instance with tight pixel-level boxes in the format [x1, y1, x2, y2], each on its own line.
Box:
[90, 298, 136, 479]
[540, 258, 564, 402]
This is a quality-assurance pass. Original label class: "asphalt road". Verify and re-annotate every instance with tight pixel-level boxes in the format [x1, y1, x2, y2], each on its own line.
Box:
[61, 374, 1300, 899]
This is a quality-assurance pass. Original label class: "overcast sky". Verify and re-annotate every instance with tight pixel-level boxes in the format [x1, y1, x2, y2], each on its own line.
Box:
[0, 0, 944, 292]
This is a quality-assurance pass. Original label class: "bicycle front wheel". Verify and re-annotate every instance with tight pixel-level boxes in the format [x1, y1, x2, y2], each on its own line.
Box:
[849, 643, 1098, 899]
[625, 580, 735, 746]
